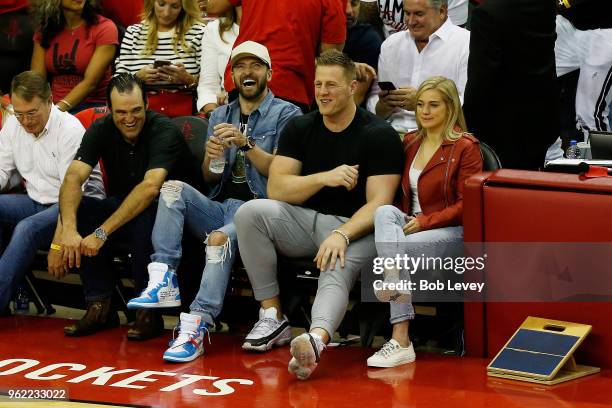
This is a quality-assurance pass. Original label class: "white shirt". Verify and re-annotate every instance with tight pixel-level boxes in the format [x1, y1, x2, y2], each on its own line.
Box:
[409, 161, 422, 215]
[375, 0, 469, 37]
[367, 18, 470, 133]
[447, 0, 469, 27]
[196, 19, 239, 111]
[0, 105, 105, 204]
[555, 15, 590, 77]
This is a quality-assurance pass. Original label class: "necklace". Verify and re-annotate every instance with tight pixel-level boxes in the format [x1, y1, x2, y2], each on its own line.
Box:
[67, 21, 84, 36]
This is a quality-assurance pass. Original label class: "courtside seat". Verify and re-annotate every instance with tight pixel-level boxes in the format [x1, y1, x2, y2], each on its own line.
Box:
[479, 141, 502, 171]
[265, 142, 503, 347]
[26, 113, 209, 316]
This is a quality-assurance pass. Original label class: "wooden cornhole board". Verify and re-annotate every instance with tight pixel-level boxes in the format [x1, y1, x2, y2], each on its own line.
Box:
[487, 316, 600, 385]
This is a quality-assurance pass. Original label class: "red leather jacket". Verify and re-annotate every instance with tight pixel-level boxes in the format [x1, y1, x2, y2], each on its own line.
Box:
[399, 131, 483, 230]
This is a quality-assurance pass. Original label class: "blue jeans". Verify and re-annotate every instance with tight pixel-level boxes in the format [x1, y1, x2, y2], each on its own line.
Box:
[0, 195, 59, 310]
[151, 181, 244, 325]
[374, 205, 464, 324]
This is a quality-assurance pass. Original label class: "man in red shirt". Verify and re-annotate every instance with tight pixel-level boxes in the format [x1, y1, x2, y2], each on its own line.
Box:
[98, 0, 144, 28]
[208, 0, 346, 111]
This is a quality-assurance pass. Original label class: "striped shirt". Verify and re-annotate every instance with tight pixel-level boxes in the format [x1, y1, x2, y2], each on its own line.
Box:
[115, 22, 205, 77]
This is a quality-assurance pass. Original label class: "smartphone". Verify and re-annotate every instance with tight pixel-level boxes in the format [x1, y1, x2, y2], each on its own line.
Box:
[154, 60, 172, 68]
[378, 81, 396, 91]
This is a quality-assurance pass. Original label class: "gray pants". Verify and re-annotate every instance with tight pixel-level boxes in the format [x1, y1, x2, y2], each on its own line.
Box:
[234, 199, 377, 337]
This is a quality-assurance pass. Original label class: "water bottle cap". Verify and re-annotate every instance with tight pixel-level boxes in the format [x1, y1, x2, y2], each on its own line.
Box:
[570, 140, 577, 145]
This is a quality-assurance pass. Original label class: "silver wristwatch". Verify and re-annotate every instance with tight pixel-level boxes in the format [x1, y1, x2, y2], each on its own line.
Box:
[94, 227, 108, 242]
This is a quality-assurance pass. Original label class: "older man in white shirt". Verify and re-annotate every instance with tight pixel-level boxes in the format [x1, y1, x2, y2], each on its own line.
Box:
[367, 0, 470, 134]
[363, 0, 469, 37]
[0, 71, 104, 314]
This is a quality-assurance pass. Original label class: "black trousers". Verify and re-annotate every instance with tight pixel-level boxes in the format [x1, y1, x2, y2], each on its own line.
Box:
[74, 196, 157, 301]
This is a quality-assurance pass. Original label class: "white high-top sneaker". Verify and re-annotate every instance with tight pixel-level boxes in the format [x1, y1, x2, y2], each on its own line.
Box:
[127, 262, 181, 308]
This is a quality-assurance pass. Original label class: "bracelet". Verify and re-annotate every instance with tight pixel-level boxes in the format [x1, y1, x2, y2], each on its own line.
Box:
[50, 243, 62, 251]
[183, 81, 198, 90]
[332, 229, 350, 247]
[58, 99, 73, 110]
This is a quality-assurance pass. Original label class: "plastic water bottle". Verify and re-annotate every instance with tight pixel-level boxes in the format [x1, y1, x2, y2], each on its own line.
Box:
[566, 140, 580, 159]
[209, 124, 246, 174]
[14, 285, 29, 315]
[209, 151, 226, 174]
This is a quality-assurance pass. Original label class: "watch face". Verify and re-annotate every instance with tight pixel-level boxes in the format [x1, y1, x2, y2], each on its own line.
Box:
[95, 228, 107, 241]
[241, 137, 255, 151]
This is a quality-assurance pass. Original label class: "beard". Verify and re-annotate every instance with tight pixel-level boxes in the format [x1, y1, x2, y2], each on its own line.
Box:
[346, 16, 356, 29]
[237, 77, 268, 101]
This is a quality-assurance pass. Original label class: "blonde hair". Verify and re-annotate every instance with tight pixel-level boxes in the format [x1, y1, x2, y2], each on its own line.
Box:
[415, 76, 467, 142]
[140, 0, 202, 56]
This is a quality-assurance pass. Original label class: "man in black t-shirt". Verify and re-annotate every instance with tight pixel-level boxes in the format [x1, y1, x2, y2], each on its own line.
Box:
[56, 73, 195, 339]
[234, 50, 403, 380]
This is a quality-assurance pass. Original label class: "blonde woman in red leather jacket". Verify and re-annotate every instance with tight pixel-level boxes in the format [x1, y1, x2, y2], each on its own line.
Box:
[367, 76, 483, 368]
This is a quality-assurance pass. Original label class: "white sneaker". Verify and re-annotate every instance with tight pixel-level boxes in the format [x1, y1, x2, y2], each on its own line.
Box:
[127, 262, 181, 309]
[367, 339, 416, 368]
[242, 307, 292, 352]
[374, 267, 411, 304]
[288, 332, 326, 380]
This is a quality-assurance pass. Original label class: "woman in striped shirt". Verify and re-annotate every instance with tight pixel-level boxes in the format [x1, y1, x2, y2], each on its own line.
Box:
[115, 0, 205, 117]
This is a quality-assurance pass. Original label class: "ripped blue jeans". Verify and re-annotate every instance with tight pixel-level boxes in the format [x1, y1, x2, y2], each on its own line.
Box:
[151, 181, 244, 326]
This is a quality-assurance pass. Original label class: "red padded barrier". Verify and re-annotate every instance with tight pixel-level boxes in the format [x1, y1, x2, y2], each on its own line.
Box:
[463, 172, 489, 358]
[463, 169, 612, 368]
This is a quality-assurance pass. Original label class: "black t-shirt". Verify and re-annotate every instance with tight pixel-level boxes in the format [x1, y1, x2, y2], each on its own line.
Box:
[75, 111, 199, 197]
[216, 113, 253, 202]
[277, 108, 403, 218]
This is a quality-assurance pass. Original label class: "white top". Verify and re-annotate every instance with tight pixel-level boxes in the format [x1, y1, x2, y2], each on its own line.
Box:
[196, 19, 239, 111]
[447, 0, 469, 27]
[367, 18, 470, 133]
[555, 15, 590, 77]
[378, 0, 469, 37]
[0, 105, 105, 204]
[409, 160, 422, 215]
[115, 23, 206, 77]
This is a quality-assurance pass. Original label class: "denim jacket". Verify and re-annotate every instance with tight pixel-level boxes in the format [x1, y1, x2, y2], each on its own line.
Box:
[207, 91, 302, 200]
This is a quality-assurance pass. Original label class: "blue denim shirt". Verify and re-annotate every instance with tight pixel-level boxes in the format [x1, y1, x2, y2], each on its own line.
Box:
[207, 91, 302, 200]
